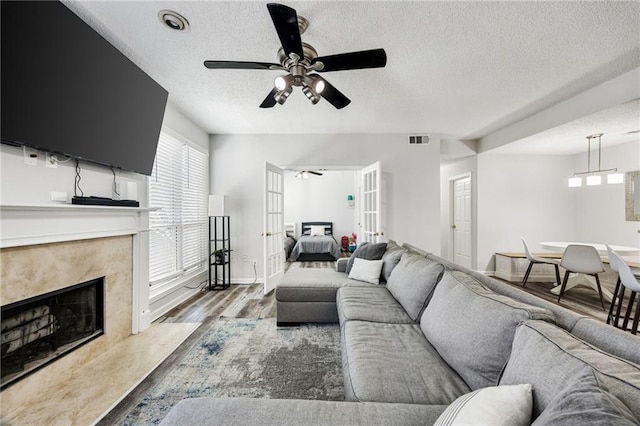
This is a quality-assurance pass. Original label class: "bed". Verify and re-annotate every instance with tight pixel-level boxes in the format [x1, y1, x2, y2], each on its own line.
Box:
[287, 221, 342, 261]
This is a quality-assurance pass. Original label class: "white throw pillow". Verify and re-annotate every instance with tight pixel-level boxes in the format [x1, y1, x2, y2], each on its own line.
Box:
[348, 258, 384, 285]
[434, 384, 532, 426]
[309, 225, 325, 236]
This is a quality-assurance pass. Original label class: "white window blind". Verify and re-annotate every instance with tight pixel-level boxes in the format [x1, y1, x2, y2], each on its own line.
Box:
[149, 131, 208, 287]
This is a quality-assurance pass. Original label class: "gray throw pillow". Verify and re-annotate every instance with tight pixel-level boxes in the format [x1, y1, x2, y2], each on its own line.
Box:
[345, 242, 387, 274]
[385, 253, 444, 321]
[380, 240, 406, 283]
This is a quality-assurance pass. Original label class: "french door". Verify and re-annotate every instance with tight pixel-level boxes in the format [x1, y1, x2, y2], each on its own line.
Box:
[263, 162, 285, 294]
[360, 161, 382, 243]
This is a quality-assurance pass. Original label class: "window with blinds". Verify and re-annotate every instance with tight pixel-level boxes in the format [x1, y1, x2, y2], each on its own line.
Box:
[149, 130, 208, 287]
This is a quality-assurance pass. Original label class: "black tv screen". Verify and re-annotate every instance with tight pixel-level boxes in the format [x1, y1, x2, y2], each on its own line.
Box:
[1, 1, 168, 176]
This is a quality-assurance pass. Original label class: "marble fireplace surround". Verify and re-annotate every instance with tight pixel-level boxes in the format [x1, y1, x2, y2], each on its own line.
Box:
[0, 204, 152, 407]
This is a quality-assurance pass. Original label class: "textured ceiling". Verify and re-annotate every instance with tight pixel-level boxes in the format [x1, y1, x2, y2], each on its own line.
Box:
[64, 1, 640, 153]
[491, 99, 640, 155]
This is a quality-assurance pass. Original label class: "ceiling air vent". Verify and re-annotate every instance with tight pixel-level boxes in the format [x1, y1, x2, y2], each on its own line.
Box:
[408, 135, 430, 145]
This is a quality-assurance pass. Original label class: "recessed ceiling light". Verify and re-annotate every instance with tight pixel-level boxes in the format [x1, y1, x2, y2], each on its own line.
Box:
[158, 10, 189, 31]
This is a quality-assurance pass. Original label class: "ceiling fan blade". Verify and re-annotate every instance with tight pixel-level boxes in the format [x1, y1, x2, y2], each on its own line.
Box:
[309, 75, 351, 109]
[307, 171, 323, 176]
[259, 88, 278, 108]
[312, 48, 387, 72]
[204, 60, 283, 70]
[266, 3, 304, 59]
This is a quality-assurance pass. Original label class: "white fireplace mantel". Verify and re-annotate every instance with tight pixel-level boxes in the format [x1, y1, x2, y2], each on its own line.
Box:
[0, 203, 155, 248]
[0, 203, 155, 333]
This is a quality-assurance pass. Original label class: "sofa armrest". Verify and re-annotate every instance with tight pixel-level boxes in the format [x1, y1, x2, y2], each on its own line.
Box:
[336, 257, 349, 272]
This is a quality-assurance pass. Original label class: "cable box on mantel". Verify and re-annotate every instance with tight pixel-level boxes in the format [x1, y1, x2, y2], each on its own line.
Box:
[72, 196, 139, 207]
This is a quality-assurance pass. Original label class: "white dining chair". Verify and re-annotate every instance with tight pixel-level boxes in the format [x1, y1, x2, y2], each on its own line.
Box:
[557, 244, 606, 311]
[606, 246, 640, 335]
[520, 237, 561, 288]
[605, 245, 625, 327]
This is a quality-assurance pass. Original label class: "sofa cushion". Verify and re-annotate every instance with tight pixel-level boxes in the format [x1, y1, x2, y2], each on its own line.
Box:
[499, 320, 640, 422]
[386, 253, 445, 321]
[531, 373, 638, 426]
[570, 317, 640, 366]
[277, 267, 372, 303]
[426, 253, 583, 331]
[348, 258, 384, 285]
[345, 242, 387, 274]
[159, 397, 448, 426]
[342, 320, 471, 404]
[420, 271, 555, 391]
[434, 384, 533, 426]
[380, 239, 407, 283]
[337, 286, 414, 325]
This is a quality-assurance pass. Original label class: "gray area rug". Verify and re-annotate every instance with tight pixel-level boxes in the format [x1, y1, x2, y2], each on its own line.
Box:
[123, 317, 343, 425]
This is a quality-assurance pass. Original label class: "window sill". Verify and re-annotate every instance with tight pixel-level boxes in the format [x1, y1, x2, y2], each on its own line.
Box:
[149, 267, 207, 303]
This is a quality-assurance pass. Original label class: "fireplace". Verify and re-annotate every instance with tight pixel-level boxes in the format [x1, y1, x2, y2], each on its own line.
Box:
[1, 277, 105, 389]
[1, 206, 144, 411]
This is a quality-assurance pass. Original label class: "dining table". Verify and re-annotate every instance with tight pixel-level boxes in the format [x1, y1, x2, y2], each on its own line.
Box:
[538, 242, 640, 302]
[538, 242, 640, 255]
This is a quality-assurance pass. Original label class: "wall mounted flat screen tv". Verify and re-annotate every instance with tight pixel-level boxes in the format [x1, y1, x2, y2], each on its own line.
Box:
[1, 1, 168, 176]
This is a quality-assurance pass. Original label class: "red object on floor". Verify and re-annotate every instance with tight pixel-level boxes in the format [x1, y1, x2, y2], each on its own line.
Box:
[341, 236, 349, 250]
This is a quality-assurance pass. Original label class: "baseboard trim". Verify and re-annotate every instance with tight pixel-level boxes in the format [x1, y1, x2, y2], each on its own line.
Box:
[233, 278, 264, 285]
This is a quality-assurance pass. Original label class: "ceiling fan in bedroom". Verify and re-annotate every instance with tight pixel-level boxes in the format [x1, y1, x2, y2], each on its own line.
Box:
[203, 3, 387, 109]
[295, 170, 323, 179]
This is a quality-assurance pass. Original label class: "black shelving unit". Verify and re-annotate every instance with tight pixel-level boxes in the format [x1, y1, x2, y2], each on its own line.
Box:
[209, 216, 231, 290]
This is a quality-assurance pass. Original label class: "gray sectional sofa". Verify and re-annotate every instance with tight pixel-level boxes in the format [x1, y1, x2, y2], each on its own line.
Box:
[161, 241, 640, 425]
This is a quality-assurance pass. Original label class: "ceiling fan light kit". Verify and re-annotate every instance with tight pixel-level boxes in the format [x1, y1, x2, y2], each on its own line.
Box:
[568, 133, 623, 187]
[203, 3, 387, 109]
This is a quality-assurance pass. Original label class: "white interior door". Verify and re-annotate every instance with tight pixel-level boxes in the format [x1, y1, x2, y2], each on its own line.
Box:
[263, 162, 285, 295]
[451, 174, 472, 268]
[360, 161, 382, 243]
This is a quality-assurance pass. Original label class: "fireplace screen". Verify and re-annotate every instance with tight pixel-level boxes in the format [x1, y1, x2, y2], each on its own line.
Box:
[1, 277, 104, 389]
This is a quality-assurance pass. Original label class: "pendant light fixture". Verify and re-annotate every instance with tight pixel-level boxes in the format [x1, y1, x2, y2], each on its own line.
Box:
[568, 133, 623, 187]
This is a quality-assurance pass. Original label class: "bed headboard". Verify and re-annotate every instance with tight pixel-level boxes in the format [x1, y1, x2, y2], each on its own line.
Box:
[301, 221, 333, 236]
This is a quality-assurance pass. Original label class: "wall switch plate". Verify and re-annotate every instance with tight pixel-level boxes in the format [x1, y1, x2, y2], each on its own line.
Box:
[50, 191, 67, 202]
[23, 146, 38, 166]
[45, 153, 58, 168]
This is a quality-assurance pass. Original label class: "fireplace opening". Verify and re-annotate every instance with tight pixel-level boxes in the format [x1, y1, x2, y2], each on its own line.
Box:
[1, 277, 104, 389]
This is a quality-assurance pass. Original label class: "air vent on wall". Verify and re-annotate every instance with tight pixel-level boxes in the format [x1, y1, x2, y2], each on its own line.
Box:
[408, 135, 430, 145]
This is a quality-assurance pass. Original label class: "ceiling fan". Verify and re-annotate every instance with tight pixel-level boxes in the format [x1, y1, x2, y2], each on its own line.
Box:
[295, 170, 323, 179]
[203, 3, 387, 109]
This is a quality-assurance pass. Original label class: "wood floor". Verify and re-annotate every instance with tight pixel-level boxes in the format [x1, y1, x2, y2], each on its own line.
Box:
[99, 262, 624, 423]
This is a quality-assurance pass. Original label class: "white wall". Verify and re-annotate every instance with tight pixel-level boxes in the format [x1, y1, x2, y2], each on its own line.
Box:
[209, 133, 441, 282]
[0, 141, 148, 206]
[476, 153, 575, 273]
[0, 102, 207, 206]
[571, 140, 640, 249]
[440, 140, 640, 274]
[284, 170, 357, 239]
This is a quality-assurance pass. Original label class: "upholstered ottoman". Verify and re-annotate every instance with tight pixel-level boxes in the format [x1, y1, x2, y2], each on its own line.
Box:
[276, 262, 373, 325]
